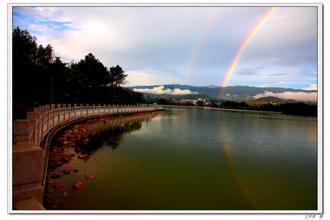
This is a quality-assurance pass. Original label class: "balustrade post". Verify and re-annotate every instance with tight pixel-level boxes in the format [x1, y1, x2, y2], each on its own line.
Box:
[26, 112, 35, 144]
[74, 104, 77, 118]
[40, 114, 44, 142]
[36, 109, 40, 144]
[66, 104, 69, 120]
[61, 103, 64, 121]
[38, 106, 47, 136]
[45, 111, 49, 134]
[68, 104, 71, 120]
[46, 105, 55, 127]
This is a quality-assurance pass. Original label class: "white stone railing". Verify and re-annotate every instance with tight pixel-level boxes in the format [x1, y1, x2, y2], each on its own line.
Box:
[13, 103, 161, 146]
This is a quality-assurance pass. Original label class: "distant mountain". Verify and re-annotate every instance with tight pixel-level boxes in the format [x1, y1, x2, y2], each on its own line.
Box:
[127, 84, 316, 101]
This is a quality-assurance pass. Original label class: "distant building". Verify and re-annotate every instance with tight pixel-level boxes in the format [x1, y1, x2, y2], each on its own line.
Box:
[173, 98, 213, 107]
[254, 101, 270, 105]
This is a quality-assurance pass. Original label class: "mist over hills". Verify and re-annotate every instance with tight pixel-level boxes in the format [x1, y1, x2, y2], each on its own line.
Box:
[128, 84, 317, 102]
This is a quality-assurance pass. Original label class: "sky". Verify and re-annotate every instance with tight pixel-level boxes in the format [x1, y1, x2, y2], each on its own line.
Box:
[12, 6, 318, 90]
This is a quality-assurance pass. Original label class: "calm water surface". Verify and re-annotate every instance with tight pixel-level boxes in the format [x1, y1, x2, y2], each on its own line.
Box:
[44, 106, 317, 210]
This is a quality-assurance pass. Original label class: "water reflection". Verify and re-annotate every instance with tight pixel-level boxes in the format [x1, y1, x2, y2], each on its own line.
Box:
[221, 143, 256, 209]
[218, 119, 256, 209]
[47, 112, 159, 171]
[44, 107, 317, 210]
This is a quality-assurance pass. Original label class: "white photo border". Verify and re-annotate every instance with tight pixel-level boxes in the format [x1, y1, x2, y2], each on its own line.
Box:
[7, 2, 324, 214]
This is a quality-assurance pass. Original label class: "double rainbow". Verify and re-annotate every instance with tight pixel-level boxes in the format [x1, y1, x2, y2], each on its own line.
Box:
[217, 7, 276, 97]
[186, 8, 222, 81]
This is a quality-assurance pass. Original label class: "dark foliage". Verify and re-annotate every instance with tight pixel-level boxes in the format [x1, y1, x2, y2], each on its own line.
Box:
[219, 100, 316, 116]
[70, 53, 111, 88]
[151, 97, 317, 116]
[280, 103, 317, 116]
[12, 27, 145, 119]
[219, 101, 249, 110]
[110, 65, 127, 86]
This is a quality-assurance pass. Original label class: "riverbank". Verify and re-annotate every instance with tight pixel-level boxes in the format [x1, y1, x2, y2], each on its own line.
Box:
[159, 104, 282, 114]
[158, 104, 317, 116]
[13, 104, 163, 211]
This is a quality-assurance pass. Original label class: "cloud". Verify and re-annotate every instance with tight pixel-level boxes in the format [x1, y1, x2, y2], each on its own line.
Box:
[236, 67, 259, 75]
[12, 7, 318, 89]
[134, 86, 198, 95]
[13, 10, 77, 33]
[303, 84, 317, 91]
[253, 91, 317, 101]
[125, 69, 184, 86]
[242, 7, 317, 65]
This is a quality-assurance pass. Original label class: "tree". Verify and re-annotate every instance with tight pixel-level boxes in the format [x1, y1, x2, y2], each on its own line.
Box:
[13, 27, 38, 67]
[72, 53, 111, 87]
[36, 44, 54, 66]
[13, 27, 39, 118]
[12, 28, 146, 119]
[49, 57, 70, 102]
[13, 27, 68, 114]
[110, 65, 127, 86]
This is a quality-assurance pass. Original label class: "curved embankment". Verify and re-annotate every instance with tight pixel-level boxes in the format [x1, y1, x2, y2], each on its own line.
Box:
[12, 104, 163, 210]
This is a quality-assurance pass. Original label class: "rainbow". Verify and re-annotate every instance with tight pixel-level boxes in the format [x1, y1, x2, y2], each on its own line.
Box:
[217, 7, 276, 97]
[186, 8, 221, 81]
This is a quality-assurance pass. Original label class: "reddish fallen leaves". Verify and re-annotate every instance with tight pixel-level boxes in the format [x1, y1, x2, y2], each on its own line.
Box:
[62, 167, 72, 175]
[53, 182, 63, 189]
[77, 153, 89, 159]
[72, 181, 83, 190]
[50, 172, 61, 179]
[62, 191, 69, 197]
[47, 177, 54, 184]
[83, 173, 95, 180]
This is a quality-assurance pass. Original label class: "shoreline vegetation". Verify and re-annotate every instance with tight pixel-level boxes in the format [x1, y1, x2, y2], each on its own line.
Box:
[153, 100, 317, 117]
[13, 27, 317, 118]
[159, 104, 282, 114]
[13, 27, 146, 120]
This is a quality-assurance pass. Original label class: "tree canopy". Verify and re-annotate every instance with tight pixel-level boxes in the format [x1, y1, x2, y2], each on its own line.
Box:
[110, 65, 127, 86]
[12, 27, 145, 119]
[71, 53, 111, 87]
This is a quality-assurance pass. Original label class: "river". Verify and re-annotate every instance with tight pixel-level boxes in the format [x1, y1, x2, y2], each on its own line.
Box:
[44, 106, 317, 210]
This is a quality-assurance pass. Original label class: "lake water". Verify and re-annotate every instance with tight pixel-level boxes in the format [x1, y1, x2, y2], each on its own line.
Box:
[44, 106, 317, 210]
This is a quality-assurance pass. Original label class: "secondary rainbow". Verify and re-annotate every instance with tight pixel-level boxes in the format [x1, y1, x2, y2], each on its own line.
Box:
[217, 7, 276, 97]
[186, 8, 221, 81]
